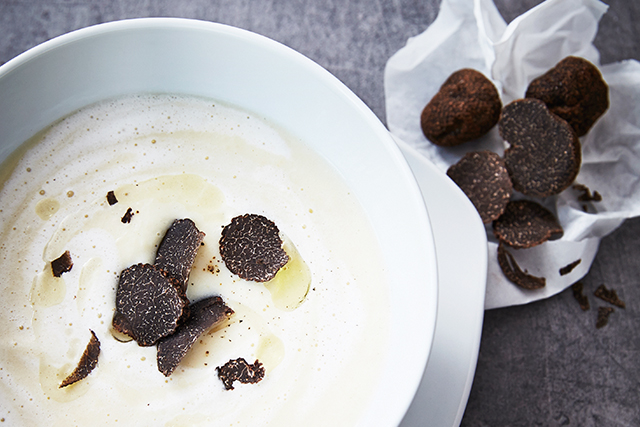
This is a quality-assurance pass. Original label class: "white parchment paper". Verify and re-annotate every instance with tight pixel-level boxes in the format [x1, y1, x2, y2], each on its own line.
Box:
[384, 0, 640, 309]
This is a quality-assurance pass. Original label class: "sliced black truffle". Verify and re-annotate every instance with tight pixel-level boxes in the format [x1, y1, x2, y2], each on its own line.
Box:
[596, 306, 614, 329]
[493, 200, 563, 249]
[499, 98, 581, 197]
[526, 56, 609, 137]
[571, 282, 590, 311]
[106, 191, 118, 206]
[121, 207, 134, 223]
[113, 263, 188, 346]
[111, 311, 134, 338]
[219, 214, 289, 282]
[155, 219, 206, 292]
[420, 69, 502, 146]
[594, 284, 625, 308]
[157, 296, 234, 377]
[560, 259, 581, 276]
[60, 330, 100, 388]
[497, 243, 546, 290]
[216, 358, 265, 390]
[51, 250, 73, 277]
[447, 150, 512, 223]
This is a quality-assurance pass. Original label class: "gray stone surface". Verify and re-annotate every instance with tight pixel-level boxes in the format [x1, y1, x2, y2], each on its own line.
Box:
[1, 0, 639, 425]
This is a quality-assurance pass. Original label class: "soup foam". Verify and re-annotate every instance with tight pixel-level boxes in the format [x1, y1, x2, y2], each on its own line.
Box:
[0, 94, 390, 426]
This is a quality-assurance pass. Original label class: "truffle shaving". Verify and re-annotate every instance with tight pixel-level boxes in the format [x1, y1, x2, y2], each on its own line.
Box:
[446, 150, 512, 224]
[60, 330, 100, 388]
[113, 263, 189, 346]
[155, 219, 206, 292]
[219, 214, 289, 282]
[499, 98, 581, 197]
[157, 296, 234, 377]
[493, 200, 563, 249]
[497, 243, 546, 290]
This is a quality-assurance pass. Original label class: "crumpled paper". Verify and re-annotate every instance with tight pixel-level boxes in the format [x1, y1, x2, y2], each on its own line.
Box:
[384, 0, 640, 309]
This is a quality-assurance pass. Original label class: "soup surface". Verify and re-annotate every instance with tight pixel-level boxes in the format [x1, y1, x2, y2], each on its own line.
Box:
[0, 94, 390, 426]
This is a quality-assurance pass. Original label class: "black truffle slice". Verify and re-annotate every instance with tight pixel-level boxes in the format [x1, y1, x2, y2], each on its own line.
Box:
[60, 330, 100, 388]
[497, 243, 546, 290]
[113, 263, 188, 346]
[596, 306, 614, 329]
[51, 250, 73, 277]
[526, 56, 609, 137]
[499, 98, 581, 197]
[447, 150, 512, 223]
[594, 284, 625, 308]
[571, 282, 590, 311]
[420, 69, 502, 146]
[560, 259, 581, 276]
[157, 296, 234, 377]
[493, 200, 563, 249]
[216, 358, 265, 390]
[155, 219, 206, 292]
[219, 214, 289, 282]
[106, 191, 118, 205]
[111, 311, 134, 340]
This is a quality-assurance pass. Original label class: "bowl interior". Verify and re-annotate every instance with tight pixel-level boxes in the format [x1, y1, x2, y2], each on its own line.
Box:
[0, 18, 437, 426]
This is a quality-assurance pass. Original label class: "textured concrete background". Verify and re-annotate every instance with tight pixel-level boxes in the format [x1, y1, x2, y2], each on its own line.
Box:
[1, 0, 639, 425]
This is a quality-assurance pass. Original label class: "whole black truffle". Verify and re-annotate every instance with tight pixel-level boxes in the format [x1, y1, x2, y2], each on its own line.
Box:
[526, 56, 609, 137]
[421, 69, 502, 146]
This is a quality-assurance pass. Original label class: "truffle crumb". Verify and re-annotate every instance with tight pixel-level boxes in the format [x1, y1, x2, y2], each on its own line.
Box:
[51, 250, 73, 277]
[573, 183, 602, 202]
[59, 330, 100, 388]
[497, 243, 546, 290]
[157, 296, 234, 377]
[571, 282, 590, 311]
[121, 207, 134, 223]
[106, 191, 118, 205]
[596, 306, 614, 329]
[560, 259, 582, 276]
[216, 358, 265, 390]
[594, 284, 625, 308]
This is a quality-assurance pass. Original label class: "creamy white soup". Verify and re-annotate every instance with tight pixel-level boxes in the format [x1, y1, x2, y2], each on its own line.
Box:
[0, 94, 391, 426]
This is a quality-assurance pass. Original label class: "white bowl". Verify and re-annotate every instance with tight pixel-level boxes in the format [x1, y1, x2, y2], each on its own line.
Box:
[0, 18, 437, 426]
